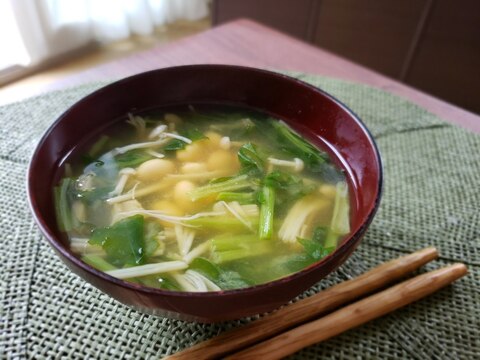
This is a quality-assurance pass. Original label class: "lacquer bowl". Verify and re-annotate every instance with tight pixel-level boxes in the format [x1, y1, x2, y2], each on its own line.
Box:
[27, 65, 382, 322]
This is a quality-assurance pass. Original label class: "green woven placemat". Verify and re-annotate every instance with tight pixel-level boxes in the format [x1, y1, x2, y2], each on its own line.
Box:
[1, 73, 479, 359]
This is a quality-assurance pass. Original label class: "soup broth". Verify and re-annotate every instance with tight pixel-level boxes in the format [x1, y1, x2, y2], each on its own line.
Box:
[56, 105, 351, 291]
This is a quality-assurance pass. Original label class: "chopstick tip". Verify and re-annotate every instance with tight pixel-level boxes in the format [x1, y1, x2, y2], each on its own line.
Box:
[451, 262, 468, 275]
[419, 246, 439, 259]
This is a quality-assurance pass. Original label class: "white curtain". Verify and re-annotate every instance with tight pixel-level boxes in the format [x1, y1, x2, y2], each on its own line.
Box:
[7, 0, 209, 67]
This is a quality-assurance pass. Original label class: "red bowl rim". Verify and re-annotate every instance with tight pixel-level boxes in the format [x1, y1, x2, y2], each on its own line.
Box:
[27, 64, 383, 299]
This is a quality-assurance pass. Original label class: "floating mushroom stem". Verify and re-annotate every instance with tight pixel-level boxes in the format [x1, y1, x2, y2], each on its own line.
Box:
[148, 124, 168, 139]
[113, 138, 169, 155]
[108, 168, 137, 196]
[145, 149, 165, 158]
[268, 157, 304, 172]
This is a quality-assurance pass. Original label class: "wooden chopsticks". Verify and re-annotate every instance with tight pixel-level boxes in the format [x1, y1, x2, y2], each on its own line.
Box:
[165, 248, 467, 360]
[227, 262, 466, 359]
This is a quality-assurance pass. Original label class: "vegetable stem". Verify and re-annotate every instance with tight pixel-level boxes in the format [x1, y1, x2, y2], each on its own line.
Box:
[216, 192, 256, 204]
[188, 175, 254, 201]
[258, 186, 275, 239]
[325, 182, 350, 248]
[82, 255, 116, 271]
[213, 242, 272, 264]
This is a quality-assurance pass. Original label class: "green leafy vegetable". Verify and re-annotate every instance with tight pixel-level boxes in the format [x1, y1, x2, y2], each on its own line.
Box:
[272, 121, 329, 172]
[297, 226, 334, 262]
[263, 170, 315, 204]
[216, 270, 251, 290]
[115, 150, 153, 169]
[186, 128, 208, 141]
[271, 253, 316, 274]
[144, 221, 162, 257]
[162, 139, 185, 151]
[89, 215, 145, 266]
[189, 257, 251, 290]
[55, 175, 111, 230]
[189, 257, 221, 280]
[238, 143, 265, 176]
[264, 170, 304, 193]
[297, 238, 334, 261]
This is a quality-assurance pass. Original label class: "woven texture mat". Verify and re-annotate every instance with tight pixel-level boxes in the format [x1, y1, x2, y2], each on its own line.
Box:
[1, 73, 479, 359]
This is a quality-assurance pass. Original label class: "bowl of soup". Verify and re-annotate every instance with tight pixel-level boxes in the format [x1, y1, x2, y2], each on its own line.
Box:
[27, 65, 382, 322]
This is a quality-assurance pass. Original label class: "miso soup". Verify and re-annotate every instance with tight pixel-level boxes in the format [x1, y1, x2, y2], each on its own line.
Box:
[55, 106, 351, 291]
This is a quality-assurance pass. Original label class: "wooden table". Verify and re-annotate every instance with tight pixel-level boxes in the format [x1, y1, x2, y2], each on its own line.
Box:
[8, 19, 480, 133]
